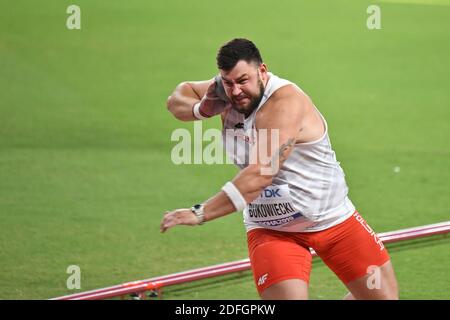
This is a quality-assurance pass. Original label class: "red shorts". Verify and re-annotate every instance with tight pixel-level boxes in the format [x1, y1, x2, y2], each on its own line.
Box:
[247, 211, 390, 295]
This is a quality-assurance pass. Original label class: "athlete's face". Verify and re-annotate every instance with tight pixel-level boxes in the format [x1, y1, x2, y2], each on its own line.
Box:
[220, 60, 268, 117]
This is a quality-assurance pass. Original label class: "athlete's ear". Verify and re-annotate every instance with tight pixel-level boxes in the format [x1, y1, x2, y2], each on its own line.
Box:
[258, 63, 268, 80]
[259, 63, 267, 73]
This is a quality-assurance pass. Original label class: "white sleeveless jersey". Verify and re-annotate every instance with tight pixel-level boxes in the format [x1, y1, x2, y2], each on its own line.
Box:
[221, 73, 355, 232]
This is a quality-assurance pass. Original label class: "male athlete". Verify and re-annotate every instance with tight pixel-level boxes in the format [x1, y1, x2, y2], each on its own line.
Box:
[160, 38, 398, 300]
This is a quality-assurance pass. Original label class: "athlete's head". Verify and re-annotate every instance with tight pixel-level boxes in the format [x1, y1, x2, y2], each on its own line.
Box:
[217, 38, 269, 117]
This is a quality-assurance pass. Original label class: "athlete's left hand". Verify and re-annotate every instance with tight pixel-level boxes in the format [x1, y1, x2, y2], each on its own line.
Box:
[160, 209, 199, 233]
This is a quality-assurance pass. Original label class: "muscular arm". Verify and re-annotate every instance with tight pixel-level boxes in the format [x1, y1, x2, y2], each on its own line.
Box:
[166, 80, 213, 121]
[201, 90, 304, 221]
[161, 86, 304, 232]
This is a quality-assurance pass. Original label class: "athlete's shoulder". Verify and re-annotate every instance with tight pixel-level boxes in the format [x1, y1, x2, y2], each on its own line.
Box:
[256, 88, 304, 131]
[260, 83, 306, 117]
[270, 82, 308, 104]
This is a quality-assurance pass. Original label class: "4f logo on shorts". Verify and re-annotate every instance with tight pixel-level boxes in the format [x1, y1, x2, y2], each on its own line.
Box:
[258, 273, 268, 286]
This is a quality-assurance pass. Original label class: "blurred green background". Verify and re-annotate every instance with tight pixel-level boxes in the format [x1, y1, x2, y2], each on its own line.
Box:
[0, 0, 449, 299]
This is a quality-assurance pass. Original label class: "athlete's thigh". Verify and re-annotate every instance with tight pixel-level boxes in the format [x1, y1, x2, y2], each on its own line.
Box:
[247, 228, 312, 298]
[345, 260, 398, 299]
[313, 212, 392, 286]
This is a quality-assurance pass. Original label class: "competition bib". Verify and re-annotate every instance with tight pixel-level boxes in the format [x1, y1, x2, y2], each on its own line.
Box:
[246, 184, 304, 227]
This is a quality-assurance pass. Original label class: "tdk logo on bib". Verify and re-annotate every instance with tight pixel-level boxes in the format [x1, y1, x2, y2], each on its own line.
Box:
[246, 184, 303, 227]
[261, 189, 282, 198]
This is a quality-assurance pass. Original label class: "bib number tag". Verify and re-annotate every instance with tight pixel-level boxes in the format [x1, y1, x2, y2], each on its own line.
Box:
[247, 184, 303, 227]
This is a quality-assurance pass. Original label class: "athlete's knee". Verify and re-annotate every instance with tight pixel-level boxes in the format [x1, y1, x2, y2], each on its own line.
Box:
[380, 261, 399, 299]
[385, 289, 399, 300]
[260, 279, 308, 300]
[383, 277, 399, 300]
[376, 282, 399, 300]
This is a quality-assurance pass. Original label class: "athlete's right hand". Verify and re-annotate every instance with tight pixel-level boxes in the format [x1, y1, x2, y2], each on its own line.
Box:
[160, 208, 199, 233]
[194, 76, 232, 118]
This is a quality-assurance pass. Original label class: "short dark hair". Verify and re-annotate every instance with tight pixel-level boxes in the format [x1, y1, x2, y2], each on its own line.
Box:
[216, 38, 263, 71]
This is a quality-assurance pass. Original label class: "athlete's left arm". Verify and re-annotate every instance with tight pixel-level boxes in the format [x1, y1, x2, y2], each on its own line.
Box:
[160, 88, 304, 232]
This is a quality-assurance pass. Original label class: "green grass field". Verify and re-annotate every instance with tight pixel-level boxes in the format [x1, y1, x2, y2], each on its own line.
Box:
[0, 0, 449, 299]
